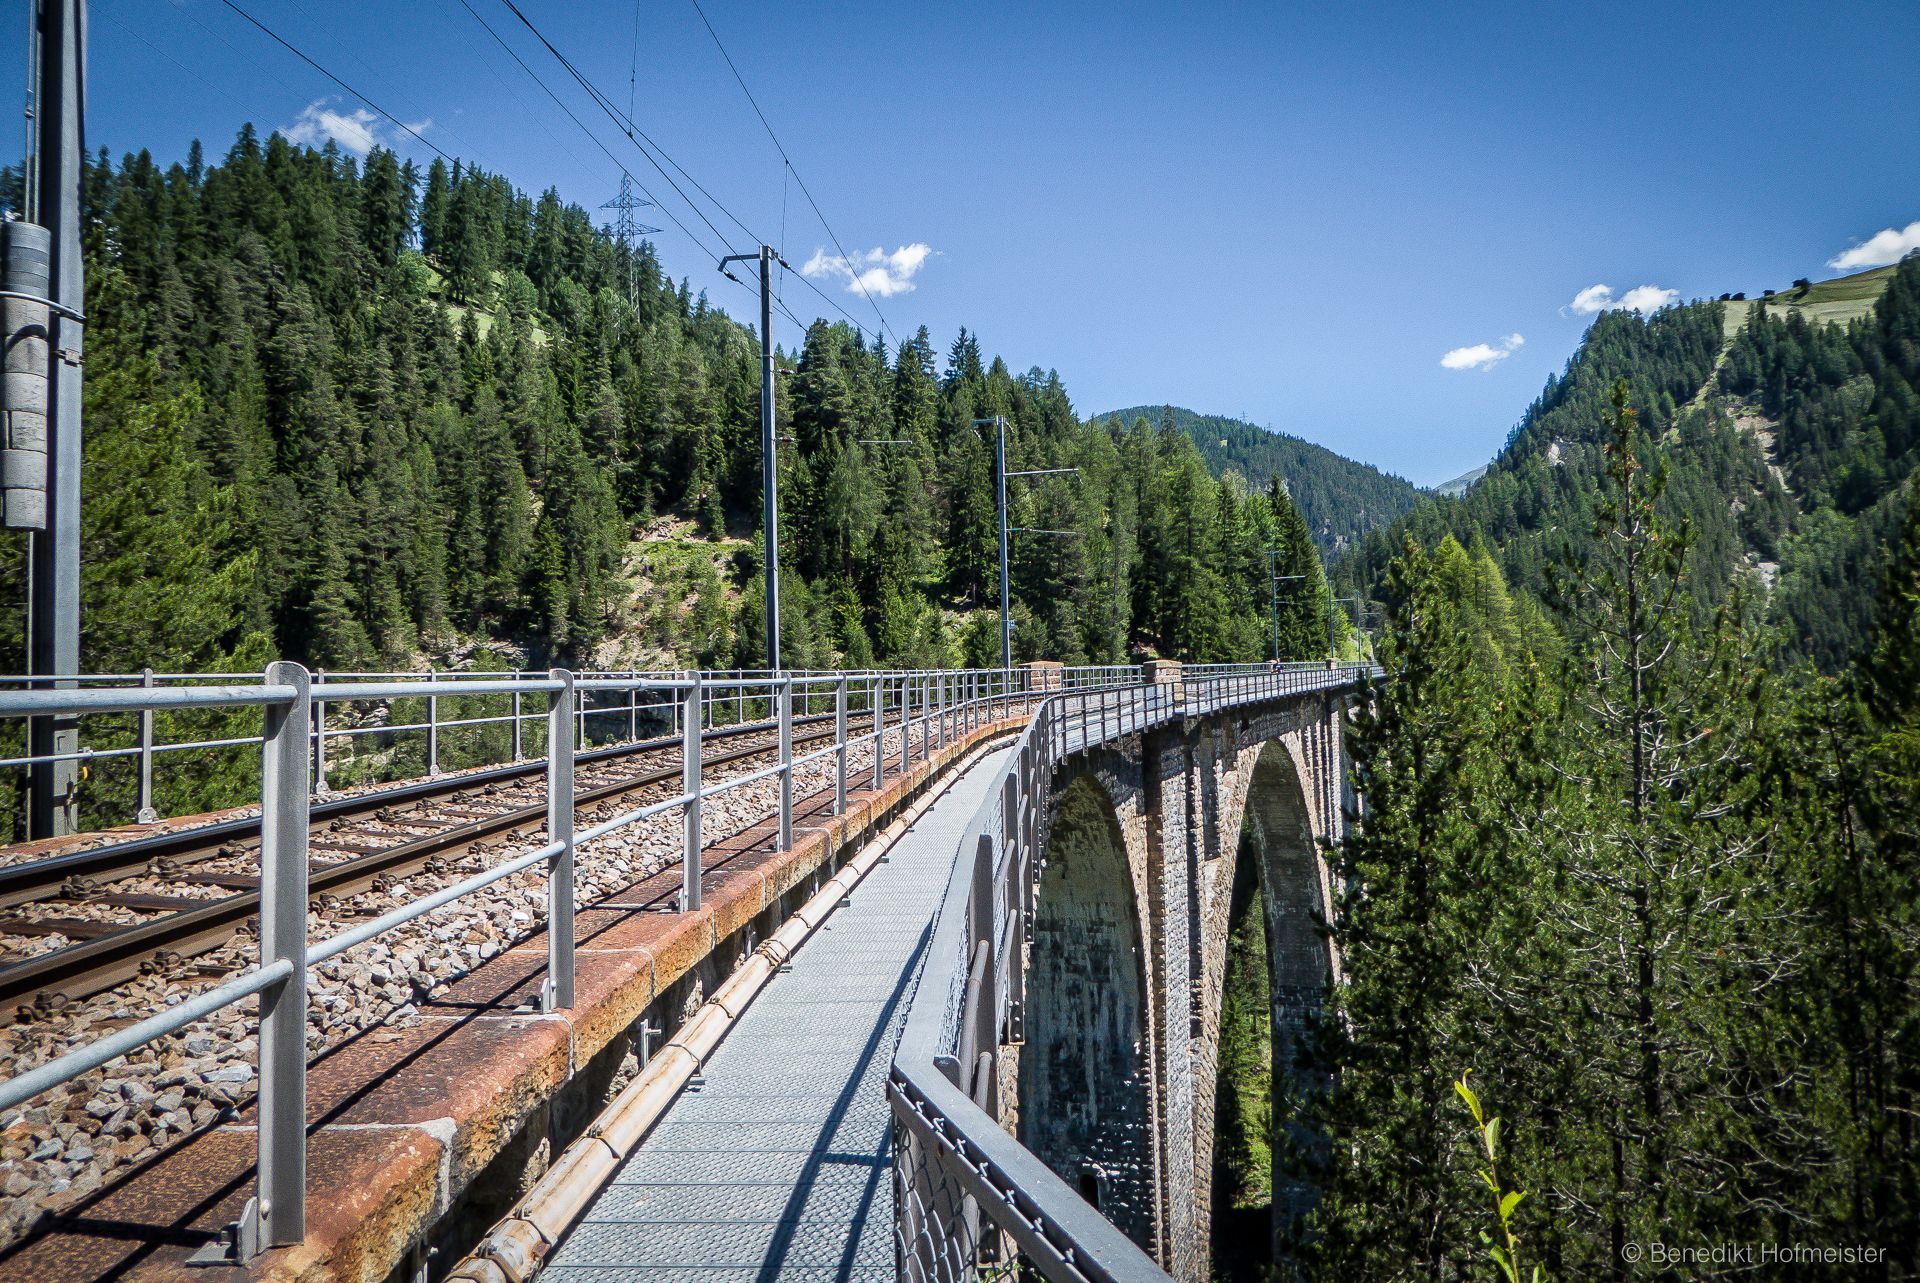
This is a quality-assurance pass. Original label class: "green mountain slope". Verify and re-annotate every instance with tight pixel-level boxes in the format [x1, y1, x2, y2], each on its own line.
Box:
[1100, 405, 1420, 554]
[1722, 261, 1899, 335]
[1335, 257, 1920, 668]
[0, 130, 1365, 832]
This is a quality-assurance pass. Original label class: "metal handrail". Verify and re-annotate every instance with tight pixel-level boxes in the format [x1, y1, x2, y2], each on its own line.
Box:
[0, 659, 1137, 1263]
[0, 664, 1147, 826]
[889, 663, 1373, 1282]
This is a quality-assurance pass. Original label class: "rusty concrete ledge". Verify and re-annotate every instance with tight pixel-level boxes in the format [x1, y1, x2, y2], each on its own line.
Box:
[0, 712, 1030, 1283]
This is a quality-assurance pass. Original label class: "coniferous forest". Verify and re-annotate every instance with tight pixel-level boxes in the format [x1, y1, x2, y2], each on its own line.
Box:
[0, 134, 1345, 677]
[6, 121, 1920, 1283]
[1268, 260, 1920, 1281]
[0, 132, 1343, 829]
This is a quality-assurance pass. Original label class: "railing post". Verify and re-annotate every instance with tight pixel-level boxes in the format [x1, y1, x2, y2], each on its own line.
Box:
[629, 679, 638, 743]
[259, 661, 310, 1247]
[872, 677, 885, 789]
[682, 673, 702, 912]
[311, 669, 329, 798]
[545, 669, 575, 1012]
[834, 674, 848, 815]
[135, 668, 157, 823]
[778, 676, 794, 851]
[895, 677, 907, 774]
[426, 667, 439, 777]
[511, 671, 523, 762]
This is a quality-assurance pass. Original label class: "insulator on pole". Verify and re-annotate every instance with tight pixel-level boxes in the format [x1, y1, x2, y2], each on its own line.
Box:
[1, 220, 52, 531]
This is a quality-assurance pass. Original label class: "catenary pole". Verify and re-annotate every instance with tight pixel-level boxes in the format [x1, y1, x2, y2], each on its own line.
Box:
[994, 415, 1010, 671]
[722, 246, 781, 672]
[27, 0, 84, 839]
[972, 415, 1077, 674]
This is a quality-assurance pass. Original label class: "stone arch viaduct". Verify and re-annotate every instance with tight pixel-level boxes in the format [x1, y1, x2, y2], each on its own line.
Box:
[1003, 662, 1355, 1282]
[890, 660, 1359, 1283]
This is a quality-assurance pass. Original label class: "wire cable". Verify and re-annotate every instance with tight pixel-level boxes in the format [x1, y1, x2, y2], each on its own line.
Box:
[686, 0, 896, 345]
[495, 0, 740, 255]
[454, 0, 731, 269]
[215, 0, 455, 164]
[289, 0, 490, 164]
[494, 0, 883, 345]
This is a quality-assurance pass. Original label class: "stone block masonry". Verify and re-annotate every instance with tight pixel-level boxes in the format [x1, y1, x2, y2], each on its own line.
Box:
[1013, 684, 1351, 1283]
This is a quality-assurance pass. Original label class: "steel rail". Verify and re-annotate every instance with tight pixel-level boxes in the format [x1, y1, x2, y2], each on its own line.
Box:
[0, 663, 1056, 1262]
[0, 715, 846, 1020]
[0, 709, 839, 911]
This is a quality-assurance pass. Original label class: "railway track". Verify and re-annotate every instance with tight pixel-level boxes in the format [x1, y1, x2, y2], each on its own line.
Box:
[0, 712, 842, 1023]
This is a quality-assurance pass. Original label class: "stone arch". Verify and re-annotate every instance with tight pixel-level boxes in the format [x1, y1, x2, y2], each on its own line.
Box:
[1207, 737, 1335, 1278]
[1019, 773, 1157, 1253]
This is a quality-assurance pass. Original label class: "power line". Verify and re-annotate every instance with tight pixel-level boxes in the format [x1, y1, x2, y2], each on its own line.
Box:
[626, 0, 643, 120]
[290, 0, 490, 164]
[453, 0, 731, 270]
[452, 0, 794, 343]
[492, 0, 883, 346]
[686, 0, 896, 346]
[214, 0, 455, 164]
[438, 5, 607, 183]
[495, 0, 741, 255]
[216, 0, 864, 347]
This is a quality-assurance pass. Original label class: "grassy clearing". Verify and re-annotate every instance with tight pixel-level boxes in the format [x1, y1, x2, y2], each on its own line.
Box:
[1722, 263, 1897, 339]
[418, 260, 552, 345]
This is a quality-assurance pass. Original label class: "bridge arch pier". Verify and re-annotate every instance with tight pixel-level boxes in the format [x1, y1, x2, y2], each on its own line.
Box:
[1003, 687, 1350, 1283]
[1017, 773, 1159, 1252]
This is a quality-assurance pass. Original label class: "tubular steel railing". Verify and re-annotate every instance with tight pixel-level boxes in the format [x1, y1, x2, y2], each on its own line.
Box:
[0, 664, 1091, 831]
[889, 661, 1371, 1283]
[0, 660, 1122, 1264]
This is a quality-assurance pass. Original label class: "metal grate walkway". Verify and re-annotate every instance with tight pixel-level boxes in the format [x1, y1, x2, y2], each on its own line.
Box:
[545, 745, 1016, 1282]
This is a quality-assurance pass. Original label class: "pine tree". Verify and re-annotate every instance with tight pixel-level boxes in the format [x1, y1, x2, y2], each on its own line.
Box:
[1311, 535, 1515, 1281]
[1542, 380, 1777, 1273]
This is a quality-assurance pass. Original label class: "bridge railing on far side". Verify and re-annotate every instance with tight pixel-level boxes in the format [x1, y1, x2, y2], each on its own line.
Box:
[0, 663, 1155, 833]
[889, 661, 1373, 1283]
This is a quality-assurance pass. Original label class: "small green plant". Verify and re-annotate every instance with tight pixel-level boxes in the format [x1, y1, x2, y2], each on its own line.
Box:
[1455, 1070, 1540, 1283]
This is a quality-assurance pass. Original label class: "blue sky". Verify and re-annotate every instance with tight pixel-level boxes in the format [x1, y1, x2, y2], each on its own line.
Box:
[7, 0, 1918, 485]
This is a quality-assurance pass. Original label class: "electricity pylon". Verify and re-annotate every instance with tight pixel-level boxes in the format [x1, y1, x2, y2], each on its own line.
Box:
[600, 175, 659, 309]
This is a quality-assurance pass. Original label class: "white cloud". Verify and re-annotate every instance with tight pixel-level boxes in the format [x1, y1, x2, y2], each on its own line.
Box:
[284, 98, 430, 156]
[1568, 282, 1679, 316]
[1569, 284, 1616, 315]
[1441, 333, 1524, 371]
[800, 243, 935, 298]
[1828, 220, 1920, 272]
[1616, 284, 1679, 313]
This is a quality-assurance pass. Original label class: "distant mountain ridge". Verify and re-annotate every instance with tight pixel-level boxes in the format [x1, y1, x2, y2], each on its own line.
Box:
[1433, 464, 1488, 497]
[1430, 263, 1902, 501]
[1099, 405, 1420, 554]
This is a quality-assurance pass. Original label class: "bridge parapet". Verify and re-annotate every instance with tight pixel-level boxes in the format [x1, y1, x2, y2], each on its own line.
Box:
[1024, 660, 1063, 691]
[890, 663, 1371, 1283]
